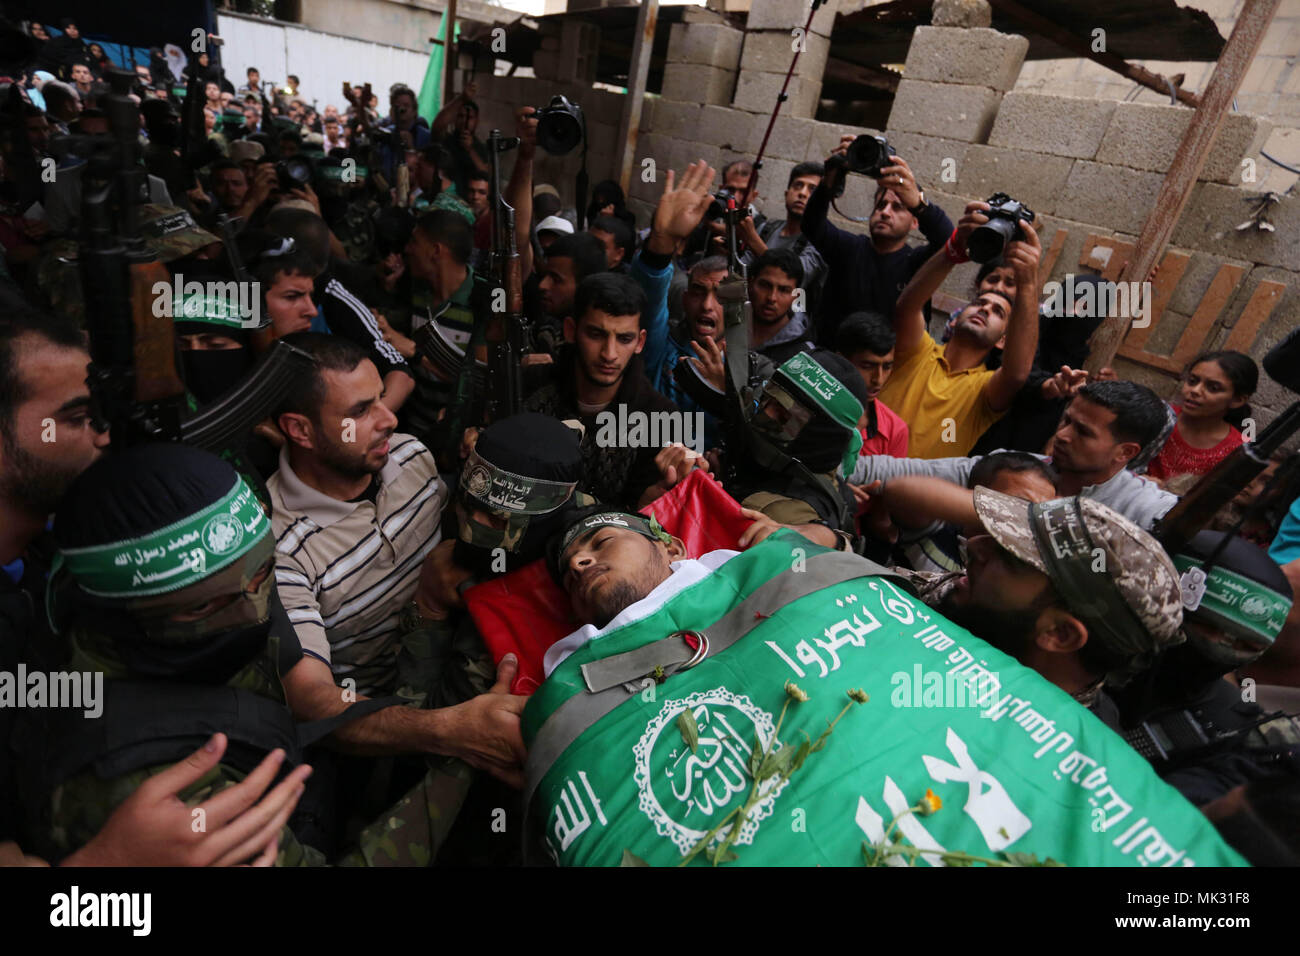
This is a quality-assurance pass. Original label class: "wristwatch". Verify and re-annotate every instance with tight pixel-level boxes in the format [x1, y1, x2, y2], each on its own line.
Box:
[909, 190, 928, 215]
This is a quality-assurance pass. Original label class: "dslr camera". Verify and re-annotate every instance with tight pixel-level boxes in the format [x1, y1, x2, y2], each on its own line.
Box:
[845, 134, 894, 178]
[967, 192, 1035, 264]
[533, 95, 584, 155]
[276, 155, 314, 193]
[705, 185, 757, 224]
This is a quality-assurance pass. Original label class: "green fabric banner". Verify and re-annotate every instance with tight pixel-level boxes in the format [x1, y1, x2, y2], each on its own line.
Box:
[524, 531, 1247, 867]
[417, 14, 455, 123]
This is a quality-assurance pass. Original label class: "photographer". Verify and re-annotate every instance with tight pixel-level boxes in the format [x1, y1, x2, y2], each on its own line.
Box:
[880, 199, 1041, 459]
[803, 134, 953, 344]
[737, 161, 827, 314]
[376, 84, 432, 186]
[431, 81, 488, 196]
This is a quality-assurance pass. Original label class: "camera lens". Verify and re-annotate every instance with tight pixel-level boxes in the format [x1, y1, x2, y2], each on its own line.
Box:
[538, 111, 582, 155]
[846, 135, 889, 177]
[283, 156, 313, 185]
[967, 217, 1019, 264]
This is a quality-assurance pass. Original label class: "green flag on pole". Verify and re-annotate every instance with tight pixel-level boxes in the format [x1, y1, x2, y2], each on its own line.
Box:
[418, 14, 448, 121]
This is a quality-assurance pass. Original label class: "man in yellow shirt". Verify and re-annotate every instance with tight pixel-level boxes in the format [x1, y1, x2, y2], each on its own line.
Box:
[879, 200, 1041, 458]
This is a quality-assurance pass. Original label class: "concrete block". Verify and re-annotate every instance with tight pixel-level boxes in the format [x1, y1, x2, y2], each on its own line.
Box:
[1055, 160, 1165, 234]
[663, 63, 737, 106]
[988, 91, 1117, 158]
[956, 144, 1074, 216]
[636, 132, 672, 179]
[805, 121, 874, 163]
[887, 79, 1002, 143]
[586, 121, 618, 159]
[739, 28, 830, 78]
[732, 69, 822, 118]
[639, 95, 659, 134]
[1094, 102, 1274, 184]
[746, 0, 839, 37]
[653, 99, 704, 139]
[667, 22, 745, 69]
[585, 91, 624, 127]
[675, 139, 724, 178]
[932, 0, 993, 28]
[699, 103, 763, 155]
[765, 114, 816, 162]
[754, 157, 795, 215]
[902, 26, 1029, 92]
[886, 131, 970, 192]
[532, 50, 560, 80]
[1172, 182, 1300, 271]
[626, 196, 656, 229]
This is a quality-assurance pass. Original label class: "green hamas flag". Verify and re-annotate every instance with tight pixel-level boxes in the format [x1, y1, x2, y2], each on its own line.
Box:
[417, 14, 457, 121]
[523, 531, 1247, 867]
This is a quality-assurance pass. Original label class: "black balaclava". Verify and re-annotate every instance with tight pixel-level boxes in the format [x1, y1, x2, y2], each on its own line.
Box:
[751, 349, 869, 474]
[51, 444, 275, 685]
[454, 413, 587, 577]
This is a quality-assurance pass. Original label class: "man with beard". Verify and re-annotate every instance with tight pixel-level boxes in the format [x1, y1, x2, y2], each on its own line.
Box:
[19, 441, 492, 866]
[268, 334, 526, 789]
[526, 502, 1241, 868]
[880, 199, 1041, 458]
[803, 136, 953, 342]
[900, 488, 1185, 726]
[0, 313, 110, 574]
[850, 380, 1178, 533]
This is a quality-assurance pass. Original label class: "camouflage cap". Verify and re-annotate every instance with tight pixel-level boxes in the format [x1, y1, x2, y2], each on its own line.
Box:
[229, 140, 265, 164]
[138, 204, 221, 262]
[973, 487, 1184, 681]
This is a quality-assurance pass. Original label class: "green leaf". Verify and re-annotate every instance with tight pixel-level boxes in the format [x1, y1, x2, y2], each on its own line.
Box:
[748, 739, 764, 776]
[677, 709, 699, 755]
[788, 739, 813, 773]
[1002, 851, 1040, 867]
[706, 845, 740, 865]
[620, 849, 650, 867]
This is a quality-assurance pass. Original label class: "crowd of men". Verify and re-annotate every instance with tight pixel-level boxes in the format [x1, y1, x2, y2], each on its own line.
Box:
[0, 14, 1297, 868]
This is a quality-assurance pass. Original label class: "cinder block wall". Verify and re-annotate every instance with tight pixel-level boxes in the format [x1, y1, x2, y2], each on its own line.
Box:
[631, 18, 1296, 421]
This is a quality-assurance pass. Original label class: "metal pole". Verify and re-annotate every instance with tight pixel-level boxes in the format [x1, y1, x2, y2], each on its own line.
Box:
[616, 0, 659, 196]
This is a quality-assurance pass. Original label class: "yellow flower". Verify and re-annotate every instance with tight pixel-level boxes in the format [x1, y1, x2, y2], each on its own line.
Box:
[919, 788, 943, 816]
[847, 688, 869, 704]
[784, 680, 810, 702]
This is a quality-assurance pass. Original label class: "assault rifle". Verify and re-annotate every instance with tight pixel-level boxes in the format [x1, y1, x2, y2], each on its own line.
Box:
[1155, 400, 1300, 556]
[80, 68, 314, 453]
[81, 67, 187, 445]
[483, 127, 530, 423]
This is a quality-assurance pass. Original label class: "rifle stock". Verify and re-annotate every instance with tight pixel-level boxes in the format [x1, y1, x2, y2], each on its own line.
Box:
[1154, 400, 1300, 555]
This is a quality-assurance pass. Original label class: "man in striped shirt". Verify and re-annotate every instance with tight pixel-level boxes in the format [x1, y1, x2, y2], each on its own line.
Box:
[269, 333, 527, 785]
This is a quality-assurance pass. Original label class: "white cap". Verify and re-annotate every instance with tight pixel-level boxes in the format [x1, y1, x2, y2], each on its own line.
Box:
[536, 215, 575, 236]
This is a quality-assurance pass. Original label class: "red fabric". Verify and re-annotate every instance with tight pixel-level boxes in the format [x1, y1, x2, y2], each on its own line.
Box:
[859, 397, 909, 458]
[464, 469, 751, 695]
[1146, 408, 1243, 482]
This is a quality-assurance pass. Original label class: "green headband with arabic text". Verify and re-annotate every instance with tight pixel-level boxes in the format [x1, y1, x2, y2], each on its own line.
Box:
[53, 476, 270, 598]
